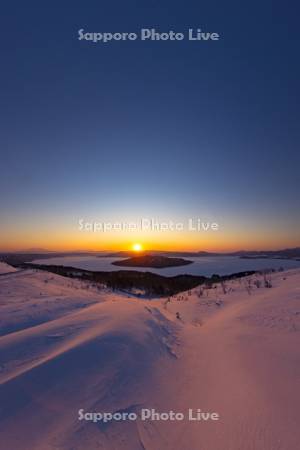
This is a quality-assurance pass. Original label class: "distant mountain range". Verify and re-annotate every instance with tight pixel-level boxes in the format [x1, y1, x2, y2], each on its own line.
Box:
[106, 248, 300, 260]
[18, 248, 54, 253]
[1, 247, 300, 266]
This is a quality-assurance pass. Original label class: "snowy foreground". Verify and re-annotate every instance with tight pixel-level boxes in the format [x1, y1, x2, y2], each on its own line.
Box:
[0, 267, 299, 450]
[0, 262, 17, 274]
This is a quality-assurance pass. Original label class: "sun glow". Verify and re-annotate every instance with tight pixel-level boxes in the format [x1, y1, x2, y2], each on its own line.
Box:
[132, 243, 143, 252]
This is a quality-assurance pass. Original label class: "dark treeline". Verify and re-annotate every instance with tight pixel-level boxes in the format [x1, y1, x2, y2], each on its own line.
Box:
[8, 260, 256, 297]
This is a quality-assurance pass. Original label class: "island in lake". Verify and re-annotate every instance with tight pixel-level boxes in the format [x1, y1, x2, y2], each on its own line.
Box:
[112, 254, 193, 268]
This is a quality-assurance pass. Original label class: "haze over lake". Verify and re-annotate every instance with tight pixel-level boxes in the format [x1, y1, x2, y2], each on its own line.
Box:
[32, 255, 300, 277]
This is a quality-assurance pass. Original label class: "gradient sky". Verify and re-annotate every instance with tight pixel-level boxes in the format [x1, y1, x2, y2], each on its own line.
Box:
[1, 1, 299, 251]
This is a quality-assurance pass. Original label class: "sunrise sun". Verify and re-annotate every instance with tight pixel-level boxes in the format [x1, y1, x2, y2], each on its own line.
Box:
[132, 243, 143, 252]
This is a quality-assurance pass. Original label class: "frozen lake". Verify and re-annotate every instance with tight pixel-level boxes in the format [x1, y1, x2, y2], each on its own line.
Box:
[32, 255, 300, 277]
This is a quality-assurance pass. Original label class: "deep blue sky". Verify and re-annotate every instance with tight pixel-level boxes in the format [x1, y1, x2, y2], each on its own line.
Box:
[1, 1, 299, 250]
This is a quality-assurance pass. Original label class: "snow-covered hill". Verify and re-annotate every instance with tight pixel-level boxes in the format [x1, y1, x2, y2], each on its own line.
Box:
[0, 262, 17, 274]
[0, 268, 299, 450]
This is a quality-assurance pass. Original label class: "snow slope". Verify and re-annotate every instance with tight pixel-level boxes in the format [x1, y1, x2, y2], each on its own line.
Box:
[0, 262, 17, 274]
[0, 268, 299, 450]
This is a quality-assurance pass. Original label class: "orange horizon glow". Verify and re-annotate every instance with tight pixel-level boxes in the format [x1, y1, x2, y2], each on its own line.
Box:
[2, 209, 299, 254]
[1, 217, 299, 253]
[1, 232, 299, 254]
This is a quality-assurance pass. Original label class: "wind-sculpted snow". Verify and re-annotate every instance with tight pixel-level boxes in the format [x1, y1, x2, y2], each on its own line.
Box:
[0, 268, 300, 449]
